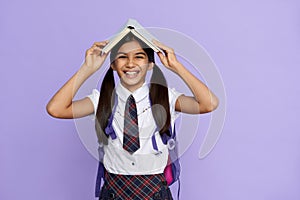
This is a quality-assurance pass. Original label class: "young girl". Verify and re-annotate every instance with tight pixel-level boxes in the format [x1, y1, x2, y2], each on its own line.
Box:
[46, 33, 218, 200]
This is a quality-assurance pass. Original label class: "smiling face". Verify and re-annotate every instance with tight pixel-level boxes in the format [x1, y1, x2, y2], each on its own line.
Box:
[111, 40, 154, 92]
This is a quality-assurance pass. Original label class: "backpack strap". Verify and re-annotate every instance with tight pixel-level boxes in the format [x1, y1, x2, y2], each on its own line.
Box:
[95, 95, 118, 197]
[95, 144, 105, 197]
[151, 132, 159, 151]
[151, 126, 174, 153]
[152, 123, 181, 200]
[104, 95, 118, 139]
[95, 158, 105, 197]
[169, 125, 181, 200]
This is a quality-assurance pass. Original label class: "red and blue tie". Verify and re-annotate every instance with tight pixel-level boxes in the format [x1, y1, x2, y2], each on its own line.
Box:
[123, 95, 140, 153]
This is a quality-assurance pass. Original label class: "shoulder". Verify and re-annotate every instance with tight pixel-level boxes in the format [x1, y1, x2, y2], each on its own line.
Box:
[86, 89, 100, 113]
[168, 87, 183, 104]
[167, 87, 183, 118]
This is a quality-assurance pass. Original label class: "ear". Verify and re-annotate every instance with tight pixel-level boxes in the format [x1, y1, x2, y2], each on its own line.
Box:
[148, 62, 154, 71]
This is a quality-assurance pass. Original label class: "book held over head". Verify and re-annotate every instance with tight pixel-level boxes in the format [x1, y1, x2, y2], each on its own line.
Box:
[102, 19, 162, 54]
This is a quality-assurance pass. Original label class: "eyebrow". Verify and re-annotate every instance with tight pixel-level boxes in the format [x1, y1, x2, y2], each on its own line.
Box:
[117, 51, 147, 56]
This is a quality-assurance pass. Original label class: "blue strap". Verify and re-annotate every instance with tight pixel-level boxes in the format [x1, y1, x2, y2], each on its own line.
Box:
[95, 95, 118, 197]
[95, 161, 105, 197]
[104, 116, 116, 139]
[104, 96, 118, 139]
[151, 133, 159, 151]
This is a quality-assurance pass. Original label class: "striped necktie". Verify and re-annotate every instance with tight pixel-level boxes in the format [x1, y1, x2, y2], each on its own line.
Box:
[123, 95, 140, 153]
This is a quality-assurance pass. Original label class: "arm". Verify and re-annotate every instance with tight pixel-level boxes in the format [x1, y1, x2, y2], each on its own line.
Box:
[46, 41, 109, 119]
[154, 40, 219, 114]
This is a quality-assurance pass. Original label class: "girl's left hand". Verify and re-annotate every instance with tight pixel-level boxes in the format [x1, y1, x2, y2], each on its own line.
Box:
[153, 40, 182, 73]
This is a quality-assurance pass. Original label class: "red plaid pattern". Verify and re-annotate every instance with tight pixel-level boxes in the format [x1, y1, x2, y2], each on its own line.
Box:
[123, 95, 140, 153]
[101, 171, 170, 200]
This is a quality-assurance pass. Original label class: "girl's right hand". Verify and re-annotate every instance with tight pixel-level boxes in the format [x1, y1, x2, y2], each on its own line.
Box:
[83, 41, 109, 73]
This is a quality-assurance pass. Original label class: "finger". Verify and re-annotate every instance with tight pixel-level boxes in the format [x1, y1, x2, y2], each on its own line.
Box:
[93, 48, 103, 56]
[157, 52, 165, 60]
[86, 46, 102, 57]
[86, 48, 94, 55]
[154, 41, 175, 57]
[153, 40, 173, 51]
[153, 40, 166, 51]
[88, 45, 100, 53]
[92, 46, 102, 52]
[100, 52, 108, 58]
[94, 40, 109, 45]
[157, 52, 169, 67]
[93, 41, 109, 47]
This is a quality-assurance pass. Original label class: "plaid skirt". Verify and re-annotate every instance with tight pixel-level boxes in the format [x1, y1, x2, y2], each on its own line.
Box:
[99, 171, 173, 200]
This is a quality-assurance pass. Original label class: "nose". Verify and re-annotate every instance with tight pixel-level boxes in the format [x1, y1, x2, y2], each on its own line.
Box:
[126, 56, 135, 68]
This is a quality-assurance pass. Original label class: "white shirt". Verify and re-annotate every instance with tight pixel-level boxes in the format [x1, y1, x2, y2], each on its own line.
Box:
[87, 82, 182, 175]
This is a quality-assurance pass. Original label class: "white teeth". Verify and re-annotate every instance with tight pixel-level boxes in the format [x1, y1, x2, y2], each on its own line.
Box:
[126, 71, 138, 75]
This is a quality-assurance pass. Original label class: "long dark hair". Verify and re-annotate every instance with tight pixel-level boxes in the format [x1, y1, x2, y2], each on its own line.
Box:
[95, 33, 171, 144]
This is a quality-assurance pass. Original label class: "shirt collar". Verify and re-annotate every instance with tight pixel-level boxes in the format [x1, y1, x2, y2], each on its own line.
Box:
[116, 82, 149, 103]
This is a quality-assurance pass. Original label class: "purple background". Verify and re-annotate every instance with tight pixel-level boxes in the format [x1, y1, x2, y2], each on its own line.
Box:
[1, 0, 300, 199]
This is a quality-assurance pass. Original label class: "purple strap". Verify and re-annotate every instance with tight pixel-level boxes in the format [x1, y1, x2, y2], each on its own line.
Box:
[96, 95, 118, 197]
[152, 127, 173, 152]
[104, 96, 118, 140]
[104, 117, 116, 139]
[95, 161, 105, 197]
[151, 134, 158, 151]
[149, 92, 173, 152]
[95, 146, 105, 197]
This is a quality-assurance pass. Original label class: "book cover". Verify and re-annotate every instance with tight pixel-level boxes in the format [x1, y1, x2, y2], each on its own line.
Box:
[102, 19, 162, 54]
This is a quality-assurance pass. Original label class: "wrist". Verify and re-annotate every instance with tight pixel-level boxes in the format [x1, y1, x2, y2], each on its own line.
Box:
[79, 63, 96, 76]
[171, 62, 185, 74]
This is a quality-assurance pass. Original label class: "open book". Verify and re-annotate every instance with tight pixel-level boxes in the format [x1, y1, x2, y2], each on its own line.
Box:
[102, 19, 162, 54]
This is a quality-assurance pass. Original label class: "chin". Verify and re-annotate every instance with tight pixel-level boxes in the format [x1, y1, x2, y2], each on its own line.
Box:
[121, 80, 144, 91]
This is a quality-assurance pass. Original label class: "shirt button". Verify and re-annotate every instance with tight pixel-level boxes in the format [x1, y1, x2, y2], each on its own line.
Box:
[132, 162, 135, 166]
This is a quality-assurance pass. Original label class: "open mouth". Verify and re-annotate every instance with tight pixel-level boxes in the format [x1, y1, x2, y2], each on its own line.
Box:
[124, 70, 139, 78]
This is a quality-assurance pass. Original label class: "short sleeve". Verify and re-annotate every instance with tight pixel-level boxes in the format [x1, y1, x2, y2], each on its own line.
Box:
[168, 87, 183, 121]
[86, 89, 100, 119]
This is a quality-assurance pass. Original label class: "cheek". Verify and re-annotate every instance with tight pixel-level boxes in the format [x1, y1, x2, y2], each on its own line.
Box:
[112, 61, 125, 71]
[137, 61, 149, 68]
[143, 63, 152, 71]
[114, 60, 122, 66]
